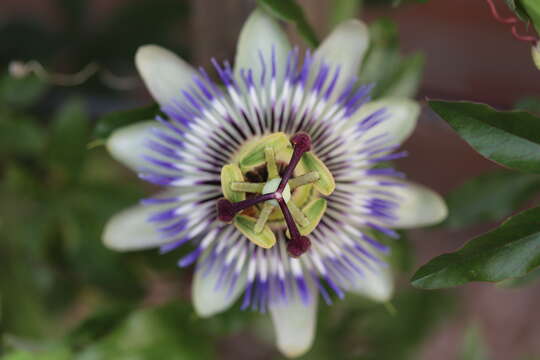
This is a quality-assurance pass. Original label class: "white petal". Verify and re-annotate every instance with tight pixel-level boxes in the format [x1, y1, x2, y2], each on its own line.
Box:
[106, 121, 158, 172]
[313, 19, 369, 94]
[389, 180, 448, 229]
[135, 45, 198, 106]
[532, 43, 540, 71]
[103, 202, 171, 251]
[348, 262, 394, 302]
[349, 97, 420, 146]
[270, 287, 318, 358]
[234, 8, 291, 82]
[192, 256, 247, 317]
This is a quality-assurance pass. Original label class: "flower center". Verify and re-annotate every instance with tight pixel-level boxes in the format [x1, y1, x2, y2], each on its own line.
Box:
[262, 178, 291, 205]
[217, 132, 335, 257]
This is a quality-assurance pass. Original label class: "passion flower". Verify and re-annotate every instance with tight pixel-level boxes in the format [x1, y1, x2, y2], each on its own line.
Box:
[103, 8, 447, 358]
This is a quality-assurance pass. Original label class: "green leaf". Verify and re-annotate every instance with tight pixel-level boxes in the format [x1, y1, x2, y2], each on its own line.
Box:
[515, 96, 540, 115]
[520, 0, 540, 34]
[0, 110, 46, 157]
[359, 18, 401, 87]
[443, 170, 540, 229]
[429, 101, 540, 174]
[61, 182, 144, 300]
[412, 206, 540, 289]
[0, 74, 47, 108]
[497, 266, 540, 287]
[47, 98, 89, 178]
[1, 346, 72, 360]
[92, 104, 159, 141]
[330, 0, 362, 27]
[66, 304, 135, 348]
[74, 302, 216, 360]
[505, 0, 531, 22]
[372, 52, 424, 98]
[256, 0, 319, 47]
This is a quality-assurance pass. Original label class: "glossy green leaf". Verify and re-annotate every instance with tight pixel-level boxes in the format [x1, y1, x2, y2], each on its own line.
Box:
[234, 215, 276, 248]
[412, 206, 540, 289]
[300, 152, 335, 195]
[443, 170, 540, 229]
[220, 164, 246, 202]
[429, 100, 540, 174]
[256, 0, 319, 47]
[92, 104, 159, 140]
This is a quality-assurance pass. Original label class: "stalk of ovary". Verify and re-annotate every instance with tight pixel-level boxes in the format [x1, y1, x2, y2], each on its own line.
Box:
[277, 132, 311, 193]
[277, 197, 311, 257]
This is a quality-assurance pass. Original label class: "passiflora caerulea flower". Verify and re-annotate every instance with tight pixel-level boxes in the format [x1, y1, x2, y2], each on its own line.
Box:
[103, 9, 447, 358]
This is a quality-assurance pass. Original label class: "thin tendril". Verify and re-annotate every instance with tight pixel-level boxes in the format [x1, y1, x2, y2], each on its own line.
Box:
[485, 0, 538, 45]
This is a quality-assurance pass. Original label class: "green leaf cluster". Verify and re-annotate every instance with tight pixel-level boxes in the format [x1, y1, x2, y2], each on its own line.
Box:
[412, 100, 540, 289]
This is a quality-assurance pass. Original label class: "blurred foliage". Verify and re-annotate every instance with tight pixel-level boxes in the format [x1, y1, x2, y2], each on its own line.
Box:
[330, 0, 362, 27]
[442, 170, 540, 229]
[291, 288, 453, 360]
[518, 0, 540, 35]
[92, 104, 160, 141]
[515, 96, 540, 115]
[459, 325, 489, 360]
[359, 19, 425, 99]
[365, 0, 429, 6]
[257, 0, 319, 47]
[0, 74, 149, 343]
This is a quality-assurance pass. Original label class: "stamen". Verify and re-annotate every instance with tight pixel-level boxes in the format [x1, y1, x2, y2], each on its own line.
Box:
[288, 171, 320, 189]
[265, 147, 279, 180]
[255, 202, 275, 233]
[231, 182, 265, 193]
[287, 201, 310, 227]
[217, 193, 275, 222]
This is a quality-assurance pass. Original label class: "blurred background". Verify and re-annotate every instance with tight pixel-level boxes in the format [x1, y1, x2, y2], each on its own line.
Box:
[1, 0, 540, 359]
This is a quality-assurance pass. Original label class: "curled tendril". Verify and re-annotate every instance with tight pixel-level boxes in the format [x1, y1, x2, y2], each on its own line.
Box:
[485, 0, 538, 45]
